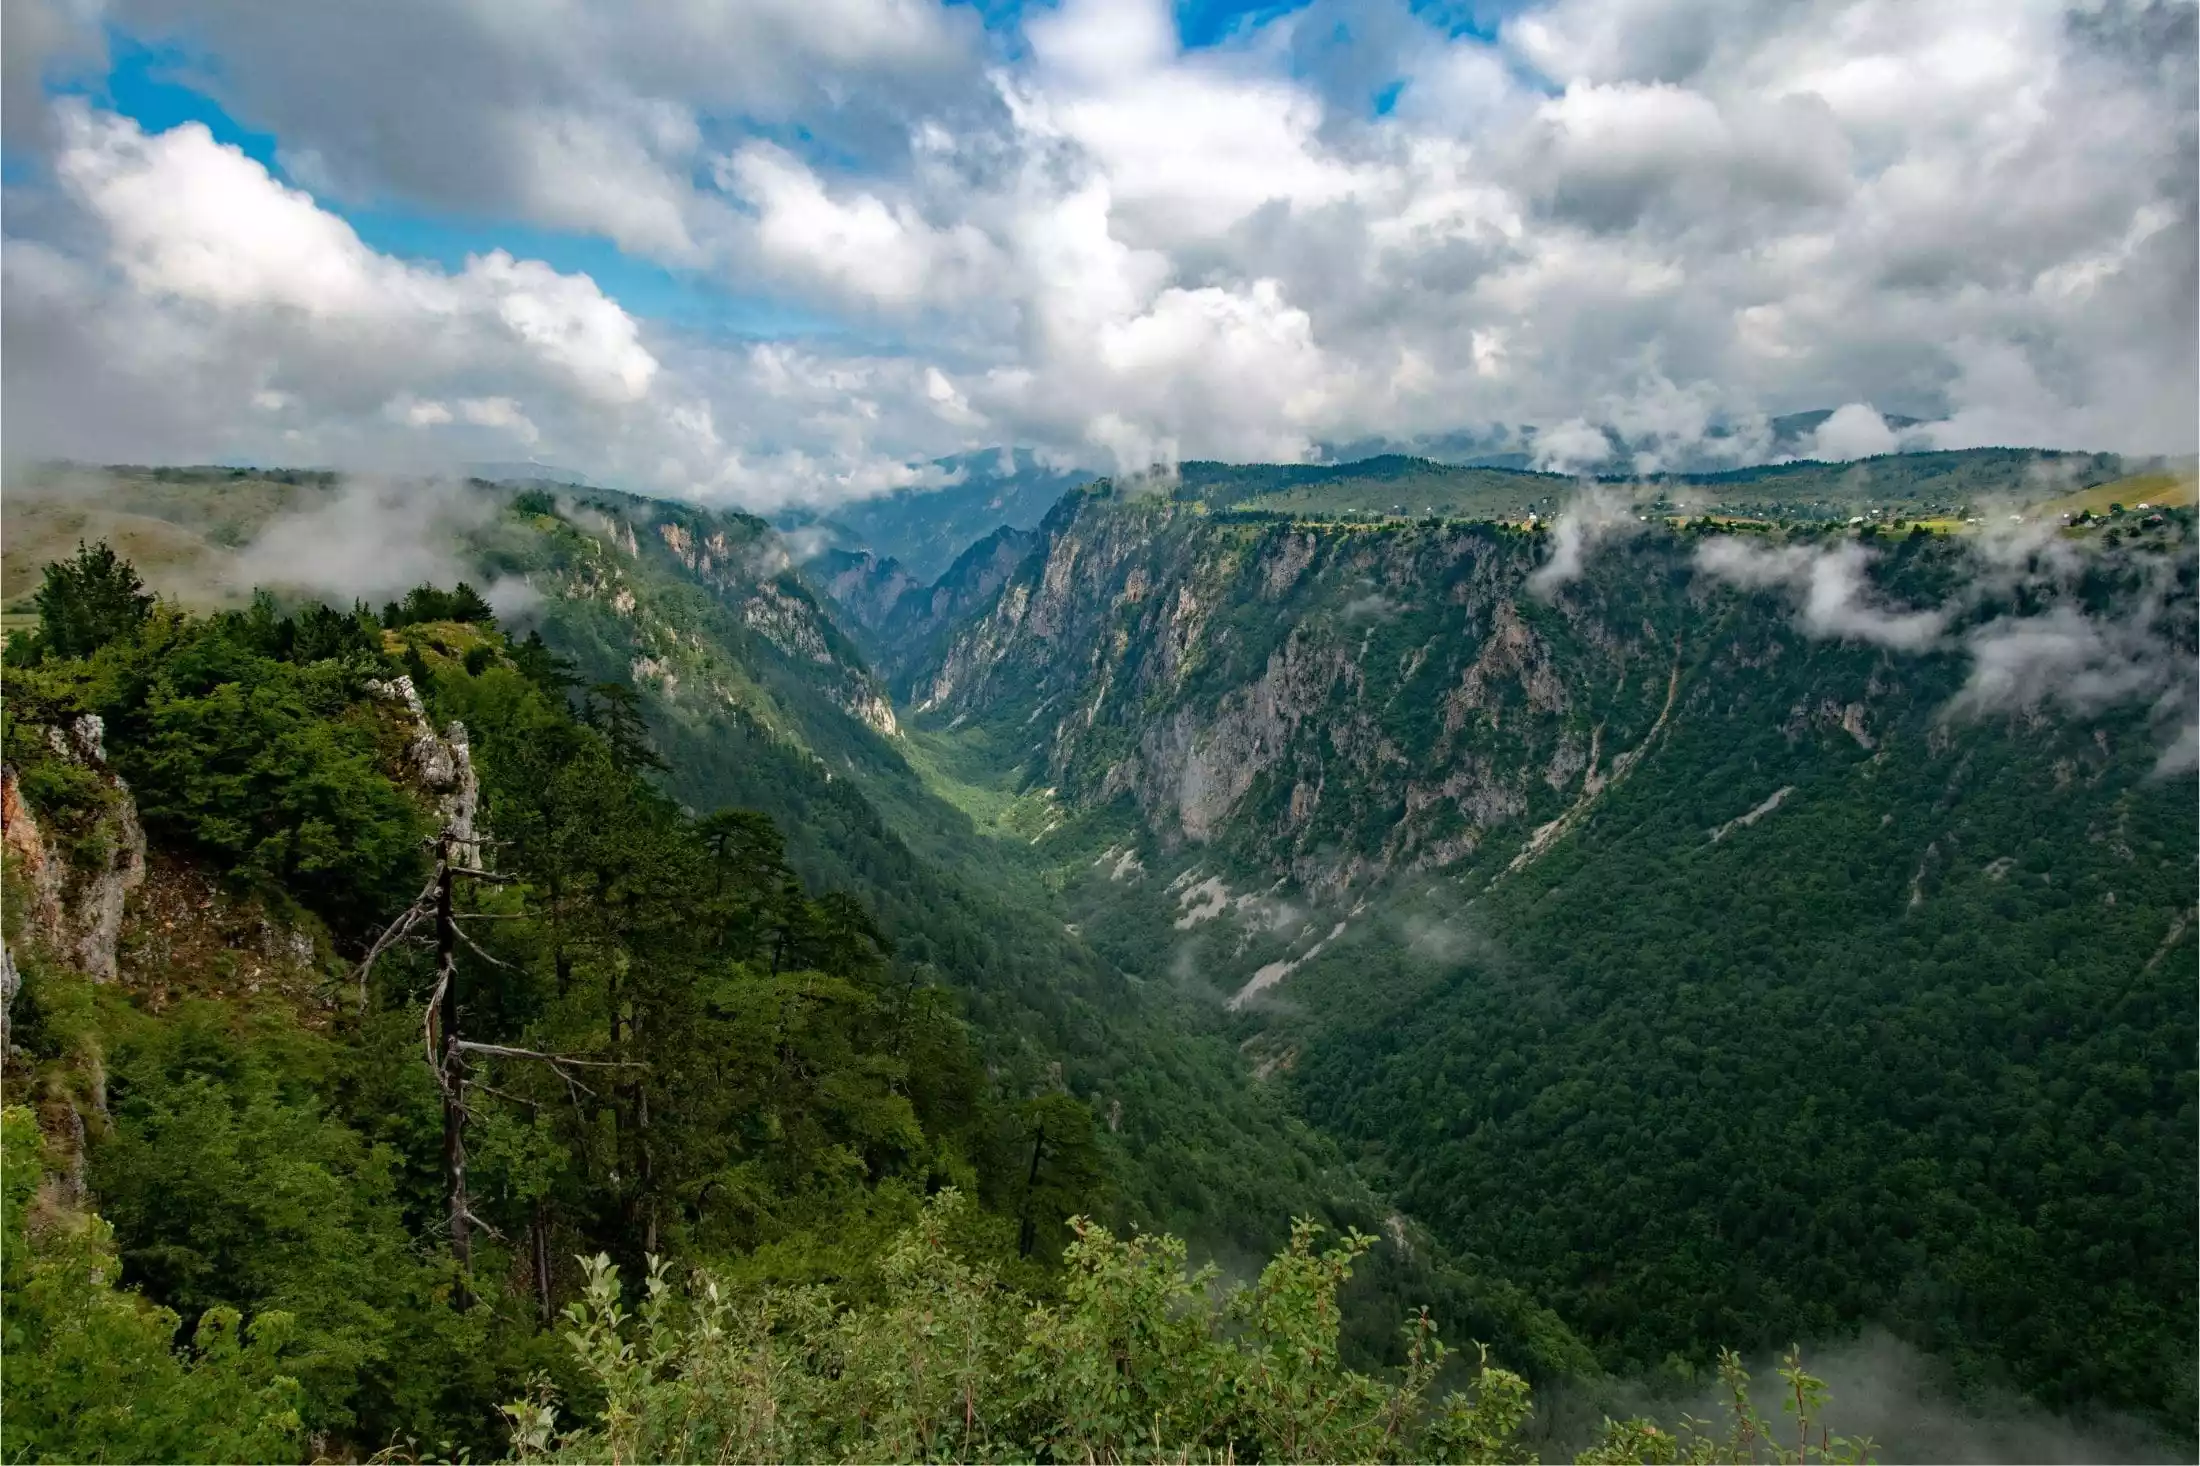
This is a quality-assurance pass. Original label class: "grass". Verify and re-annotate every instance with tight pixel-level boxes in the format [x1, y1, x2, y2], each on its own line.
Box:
[0, 467, 329, 612]
[1, 502, 248, 612]
[2026, 469, 2198, 521]
[897, 722, 1030, 833]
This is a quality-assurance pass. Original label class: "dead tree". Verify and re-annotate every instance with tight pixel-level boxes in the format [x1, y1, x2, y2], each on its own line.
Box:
[355, 826, 509, 1289]
[354, 689, 645, 1309]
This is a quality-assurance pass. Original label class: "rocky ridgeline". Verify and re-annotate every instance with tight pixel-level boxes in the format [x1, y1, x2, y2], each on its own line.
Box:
[907, 485, 2195, 901]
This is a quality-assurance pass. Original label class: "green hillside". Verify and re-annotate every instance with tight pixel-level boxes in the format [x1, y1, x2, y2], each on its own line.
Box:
[902, 477, 2198, 1441]
[4, 456, 2191, 1460]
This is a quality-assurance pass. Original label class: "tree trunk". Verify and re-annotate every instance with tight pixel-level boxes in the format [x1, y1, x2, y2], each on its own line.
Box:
[532, 1201, 554, 1325]
[436, 845, 473, 1285]
[1017, 1120, 1047, 1258]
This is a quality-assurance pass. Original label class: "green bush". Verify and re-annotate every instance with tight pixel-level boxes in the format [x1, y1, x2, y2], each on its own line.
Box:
[0, 1106, 307, 1464]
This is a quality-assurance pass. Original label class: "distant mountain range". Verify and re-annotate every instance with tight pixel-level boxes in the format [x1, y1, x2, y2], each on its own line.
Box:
[461, 460, 597, 487]
[772, 448, 1093, 585]
[1317, 410, 1930, 472]
[771, 414, 2136, 582]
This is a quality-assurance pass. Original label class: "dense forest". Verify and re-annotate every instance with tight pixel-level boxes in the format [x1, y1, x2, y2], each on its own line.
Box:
[900, 478, 2199, 1448]
[0, 540, 1891, 1462]
[5, 445, 2190, 1461]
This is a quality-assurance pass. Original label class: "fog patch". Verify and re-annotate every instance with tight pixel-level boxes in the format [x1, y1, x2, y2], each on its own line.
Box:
[1528, 482, 1639, 597]
[232, 475, 494, 605]
[1694, 537, 1947, 650]
[1775, 1330, 2179, 1464]
[1950, 606, 2180, 717]
[775, 524, 833, 565]
[1964, 505, 2086, 586]
[1535, 1329, 2181, 1465]
[1399, 912, 1483, 965]
[2153, 722, 2198, 777]
[1341, 592, 1397, 621]
[483, 575, 543, 621]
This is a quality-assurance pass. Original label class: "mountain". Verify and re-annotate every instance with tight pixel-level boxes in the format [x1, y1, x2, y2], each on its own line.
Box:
[1318, 409, 1934, 473]
[1, 469, 1604, 1447]
[899, 466, 2199, 1436]
[461, 460, 597, 487]
[776, 447, 1096, 584]
[812, 524, 1040, 672]
[5, 453, 2194, 1459]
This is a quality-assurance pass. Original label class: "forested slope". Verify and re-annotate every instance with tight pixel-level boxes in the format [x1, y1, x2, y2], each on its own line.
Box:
[905, 477, 2199, 1437]
[0, 520, 1603, 1459]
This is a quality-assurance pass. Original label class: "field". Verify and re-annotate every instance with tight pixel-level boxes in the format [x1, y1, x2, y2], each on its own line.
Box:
[2025, 466, 2198, 520]
[1, 466, 334, 610]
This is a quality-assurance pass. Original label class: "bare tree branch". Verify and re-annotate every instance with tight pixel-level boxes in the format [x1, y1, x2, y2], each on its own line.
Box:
[351, 869, 438, 1013]
[456, 1041, 641, 1069]
[455, 926, 527, 975]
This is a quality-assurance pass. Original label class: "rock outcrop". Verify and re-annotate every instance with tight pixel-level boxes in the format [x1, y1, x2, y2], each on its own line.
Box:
[370, 675, 480, 863]
[1, 715, 148, 983]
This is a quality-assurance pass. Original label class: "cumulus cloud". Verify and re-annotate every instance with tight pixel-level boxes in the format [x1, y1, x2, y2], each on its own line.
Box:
[1694, 536, 1947, 649]
[1531, 419, 1614, 474]
[1808, 403, 1899, 461]
[3, 0, 2195, 502]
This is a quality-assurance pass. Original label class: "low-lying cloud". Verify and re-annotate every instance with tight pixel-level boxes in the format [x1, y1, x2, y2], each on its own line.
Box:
[1951, 605, 2182, 718]
[231, 475, 499, 608]
[1685, 521, 2198, 768]
[1528, 482, 1640, 597]
[1693, 537, 1948, 650]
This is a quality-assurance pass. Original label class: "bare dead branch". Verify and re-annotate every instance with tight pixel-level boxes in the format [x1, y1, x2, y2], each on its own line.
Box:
[351, 871, 438, 1013]
[455, 926, 527, 974]
[456, 1041, 641, 1069]
[423, 959, 455, 1082]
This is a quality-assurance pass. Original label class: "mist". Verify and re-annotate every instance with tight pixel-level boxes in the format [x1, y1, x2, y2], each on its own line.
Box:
[1693, 537, 1948, 651]
[1527, 482, 1639, 598]
[230, 476, 491, 605]
[1534, 1329, 2184, 1466]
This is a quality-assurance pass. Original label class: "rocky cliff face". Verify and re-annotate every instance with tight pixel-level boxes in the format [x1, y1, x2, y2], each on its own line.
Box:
[1, 716, 147, 984]
[912, 485, 2196, 903]
[913, 486, 1695, 892]
[814, 549, 923, 633]
[815, 526, 1040, 683]
[517, 496, 905, 742]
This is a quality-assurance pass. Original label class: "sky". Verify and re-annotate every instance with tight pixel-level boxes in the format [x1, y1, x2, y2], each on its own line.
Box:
[2, 0, 2194, 508]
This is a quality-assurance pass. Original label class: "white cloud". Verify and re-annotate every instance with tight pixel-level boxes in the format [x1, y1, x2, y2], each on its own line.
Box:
[230, 475, 496, 604]
[392, 397, 454, 427]
[4, 0, 2195, 499]
[1810, 403, 1899, 460]
[1532, 418, 1613, 473]
[1950, 605, 2181, 717]
[1528, 481, 1639, 595]
[1695, 536, 1948, 650]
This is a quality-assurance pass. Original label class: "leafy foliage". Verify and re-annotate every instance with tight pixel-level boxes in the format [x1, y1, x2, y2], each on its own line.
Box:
[24, 539, 154, 661]
[0, 538, 1897, 1461]
[1, 1106, 308, 1464]
[516, 1191, 1869, 1465]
